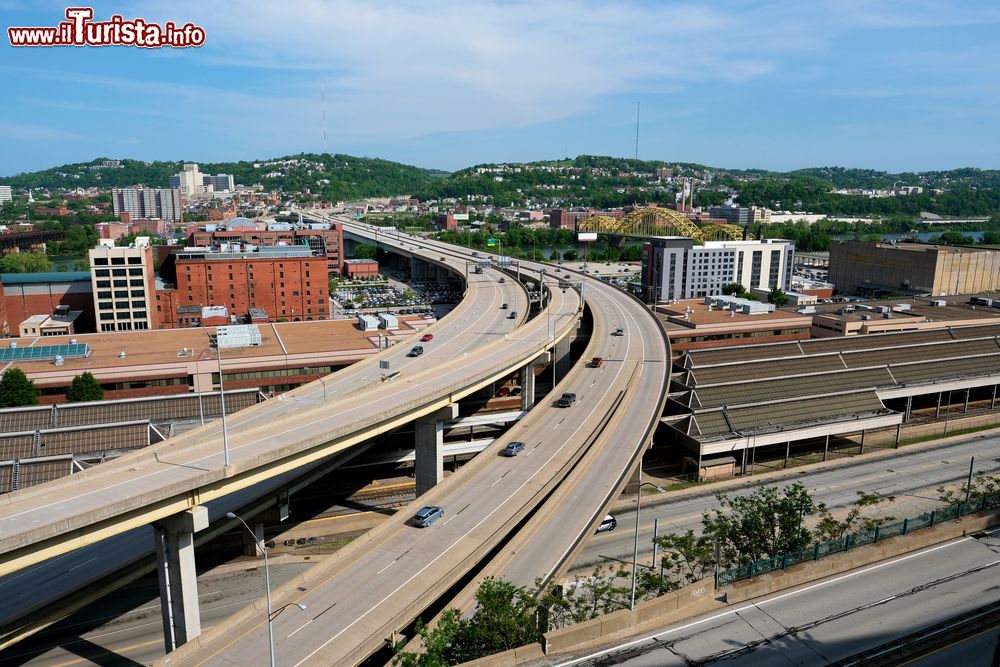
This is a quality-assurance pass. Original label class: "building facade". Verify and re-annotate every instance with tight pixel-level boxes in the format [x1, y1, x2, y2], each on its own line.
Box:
[0, 185, 11, 204]
[156, 246, 329, 327]
[642, 237, 795, 302]
[0, 272, 94, 337]
[548, 209, 593, 230]
[170, 163, 235, 196]
[830, 241, 1000, 297]
[190, 218, 344, 275]
[89, 244, 158, 331]
[707, 205, 771, 226]
[111, 187, 182, 223]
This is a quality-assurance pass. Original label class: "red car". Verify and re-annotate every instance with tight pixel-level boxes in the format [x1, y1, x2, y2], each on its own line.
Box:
[420, 333, 434, 342]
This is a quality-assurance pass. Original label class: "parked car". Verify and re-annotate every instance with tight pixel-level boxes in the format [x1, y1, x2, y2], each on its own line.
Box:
[590, 357, 604, 368]
[420, 333, 434, 342]
[500, 441, 525, 457]
[412, 506, 444, 527]
[408, 345, 424, 357]
[595, 514, 617, 533]
[557, 392, 577, 407]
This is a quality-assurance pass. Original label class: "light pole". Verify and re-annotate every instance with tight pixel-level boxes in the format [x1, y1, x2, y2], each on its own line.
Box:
[303, 366, 329, 402]
[630, 479, 666, 610]
[216, 342, 230, 467]
[227, 512, 307, 667]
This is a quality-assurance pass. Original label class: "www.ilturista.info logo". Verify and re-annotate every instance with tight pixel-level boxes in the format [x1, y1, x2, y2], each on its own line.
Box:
[8, 7, 206, 48]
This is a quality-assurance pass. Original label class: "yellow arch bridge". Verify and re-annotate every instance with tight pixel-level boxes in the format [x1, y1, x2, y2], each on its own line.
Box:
[579, 207, 752, 242]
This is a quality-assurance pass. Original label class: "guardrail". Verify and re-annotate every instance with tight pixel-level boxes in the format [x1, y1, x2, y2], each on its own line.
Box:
[716, 492, 1000, 587]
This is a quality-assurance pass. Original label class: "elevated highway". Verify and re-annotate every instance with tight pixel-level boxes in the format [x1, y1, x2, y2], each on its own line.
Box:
[0, 230, 569, 648]
[160, 218, 670, 666]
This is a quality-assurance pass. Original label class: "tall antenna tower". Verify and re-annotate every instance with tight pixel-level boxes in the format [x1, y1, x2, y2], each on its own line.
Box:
[322, 84, 328, 154]
[634, 101, 640, 160]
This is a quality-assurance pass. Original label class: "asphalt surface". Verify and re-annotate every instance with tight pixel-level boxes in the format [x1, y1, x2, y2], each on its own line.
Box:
[574, 433, 1000, 575]
[544, 528, 1000, 666]
[0, 228, 533, 637]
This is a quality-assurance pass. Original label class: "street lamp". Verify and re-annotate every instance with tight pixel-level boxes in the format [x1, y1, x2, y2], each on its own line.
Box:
[216, 342, 230, 467]
[303, 366, 329, 402]
[227, 511, 306, 667]
[630, 479, 666, 610]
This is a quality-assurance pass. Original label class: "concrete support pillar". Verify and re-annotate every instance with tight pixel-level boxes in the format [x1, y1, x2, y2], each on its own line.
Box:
[895, 423, 902, 448]
[553, 335, 572, 385]
[964, 388, 970, 413]
[784, 441, 790, 468]
[414, 404, 458, 496]
[904, 395, 912, 422]
[154, 505, 209, 653]
[822, 434, 830, 462]
[935, 392, 942, 418]
[242, 521, 266, 557]
[520, 365, 537, 411]
[437, 265, 449, 285]
[991, 385, 997, 410]
[859, 429, 866, 455]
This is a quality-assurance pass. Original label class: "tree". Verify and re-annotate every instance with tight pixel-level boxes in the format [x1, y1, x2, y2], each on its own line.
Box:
[562, 250, 578, 261]
[722, 282, 747, 296]
[65, 372, 104, 402]
[702, 483, 815, 566]
[538, 563, 631, 629]
[814, 491, 895, 541]
[354, 243, 379, 259]
[641, 530, 717, 594]
[549, 250, 561, 261]
[0, 368, 38, 407]
[768, 285, 789, 307]
[0, 252, 54, 273]
[938, 473, 1000, 507]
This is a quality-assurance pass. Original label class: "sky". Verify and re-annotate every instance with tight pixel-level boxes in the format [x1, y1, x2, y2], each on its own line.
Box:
[2, 0, 999, 176]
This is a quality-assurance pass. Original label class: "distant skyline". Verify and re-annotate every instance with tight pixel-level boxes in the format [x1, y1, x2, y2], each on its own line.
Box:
[2, 1, 999, 177]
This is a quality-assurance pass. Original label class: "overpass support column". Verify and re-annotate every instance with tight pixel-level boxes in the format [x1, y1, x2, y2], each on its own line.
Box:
[935, 392, 942, 418]
[415, 404, 459, 496]
[964, 388, 970, 413]
[154, 505, 209, 652]
[242, 521, 266, 557]
[552, 335, 572, 385]
[904, 396, 912, 422]
[520, 354, 547, 411]
[991, 385, 997, 410]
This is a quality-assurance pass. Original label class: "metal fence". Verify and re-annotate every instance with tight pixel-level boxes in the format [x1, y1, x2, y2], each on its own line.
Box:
[716, 492, 1000, 588]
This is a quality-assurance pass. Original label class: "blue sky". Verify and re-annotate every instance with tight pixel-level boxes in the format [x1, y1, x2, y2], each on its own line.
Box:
[2, 0, 999, 176]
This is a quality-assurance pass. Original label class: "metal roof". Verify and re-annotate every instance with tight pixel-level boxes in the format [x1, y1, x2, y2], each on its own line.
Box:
[0, 271, 91, 284]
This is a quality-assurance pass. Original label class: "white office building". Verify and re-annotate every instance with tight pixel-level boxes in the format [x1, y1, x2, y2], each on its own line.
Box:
[170, 163, 234, 196]
[641, 237, 795, 302]
[89, 243, 156, 331]
[0, 185, 11, 204]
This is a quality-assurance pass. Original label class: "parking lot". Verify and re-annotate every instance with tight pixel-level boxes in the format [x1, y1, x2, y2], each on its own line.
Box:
[331, 279, 463, 319]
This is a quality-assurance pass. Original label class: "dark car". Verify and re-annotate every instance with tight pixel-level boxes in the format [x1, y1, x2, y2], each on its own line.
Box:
[507, 311, 517, 320]
[408, 345, 424, 357]
[499, 277, 506, 284]
[500, 303, 509, 310]
[556, 392, 577, 407]
[412, 506, 444, 527]
[500, 441, 526, 457]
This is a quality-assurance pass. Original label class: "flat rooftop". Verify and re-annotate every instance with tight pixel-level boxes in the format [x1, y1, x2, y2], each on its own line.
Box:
[657, 299, 810, 331]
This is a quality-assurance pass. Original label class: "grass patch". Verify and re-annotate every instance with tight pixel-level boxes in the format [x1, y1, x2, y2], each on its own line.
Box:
[898, 422, 1000, 447]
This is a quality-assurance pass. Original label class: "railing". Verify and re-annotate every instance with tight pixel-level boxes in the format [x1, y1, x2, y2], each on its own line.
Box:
[716, 492, 1000, 587]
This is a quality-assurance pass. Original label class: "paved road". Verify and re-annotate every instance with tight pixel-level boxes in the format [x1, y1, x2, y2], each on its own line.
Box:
[0, 231, 539, 639]
[163, 229, 667, 666]
[573, 434, 1000, 575]
[544, 528, 1000, 666]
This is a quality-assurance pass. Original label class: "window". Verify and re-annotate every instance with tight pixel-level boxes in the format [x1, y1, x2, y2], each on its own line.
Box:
[127, 256, 142, 264]
[98, 290, 112, 299]
[96, 280, 111, 288]
[112, 268, 126, 277]
[131, 289, 144, 297]
[114, 290, 128, 298]
[95, 269, 110, 278]
[100, 312, 114, 320]
[93, 258, 109, 266]
[132, 300, 145, 308]
[292, 290, 300, 296]
[115, 301, 129, 309]
[101, 323, 114, 331]
[130, 279, 144, 287]
[111, 257, 125, 265]
[128, 268, 143, 276]
[99, 303, 113, 311]
[114, 279, 127, 287]
[134, 311, 147, 319]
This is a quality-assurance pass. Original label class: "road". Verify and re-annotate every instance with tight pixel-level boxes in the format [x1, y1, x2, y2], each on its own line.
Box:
[0, 230, 545, 642]
[573, 433, 1000, 575]
[545, 527, 1000, 666]
[160, 224, 668, 666]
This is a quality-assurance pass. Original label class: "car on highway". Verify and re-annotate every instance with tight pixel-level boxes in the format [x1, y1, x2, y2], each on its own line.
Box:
[500, 303, 509, 310]
[408, 345, 424, 357]
[412, 506, 444, 527]
[472, 251, 479, 256]
[612, 327, 625, 336]
[499, 277, 506, 284]
[420, 333, 434, 342]
[557, 392, 577, 407]
[595, 514, 617, 533]
[590, 356, 604, 368]
[507, 310, 517, 319]
[500, 441, 526, 457]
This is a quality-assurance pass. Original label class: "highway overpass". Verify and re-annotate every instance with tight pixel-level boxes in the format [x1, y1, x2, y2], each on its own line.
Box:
[156, 217, 670, 666]
[0, 227, 579, 651]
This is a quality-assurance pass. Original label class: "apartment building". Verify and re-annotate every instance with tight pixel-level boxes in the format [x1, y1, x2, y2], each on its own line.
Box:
[111, 187, 182, 223]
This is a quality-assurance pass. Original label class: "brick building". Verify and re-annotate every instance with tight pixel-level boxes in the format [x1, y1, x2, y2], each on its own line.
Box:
[548, 209, 593, 231]
[0, 271, 94, 337]
[343, 259, 379, 279]
[190, 218, 344, 275]
[156, 245, 329, 327]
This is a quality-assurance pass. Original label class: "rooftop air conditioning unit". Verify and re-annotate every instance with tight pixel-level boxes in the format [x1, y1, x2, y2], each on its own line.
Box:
[53, 355, 64, 366]
[69, 338, 77, 345]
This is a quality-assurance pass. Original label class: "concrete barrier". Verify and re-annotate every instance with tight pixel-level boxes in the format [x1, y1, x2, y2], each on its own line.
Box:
[452, 642, 545, 667]
[542, 577, 715, 655]
[724, 510, 1000, 603]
